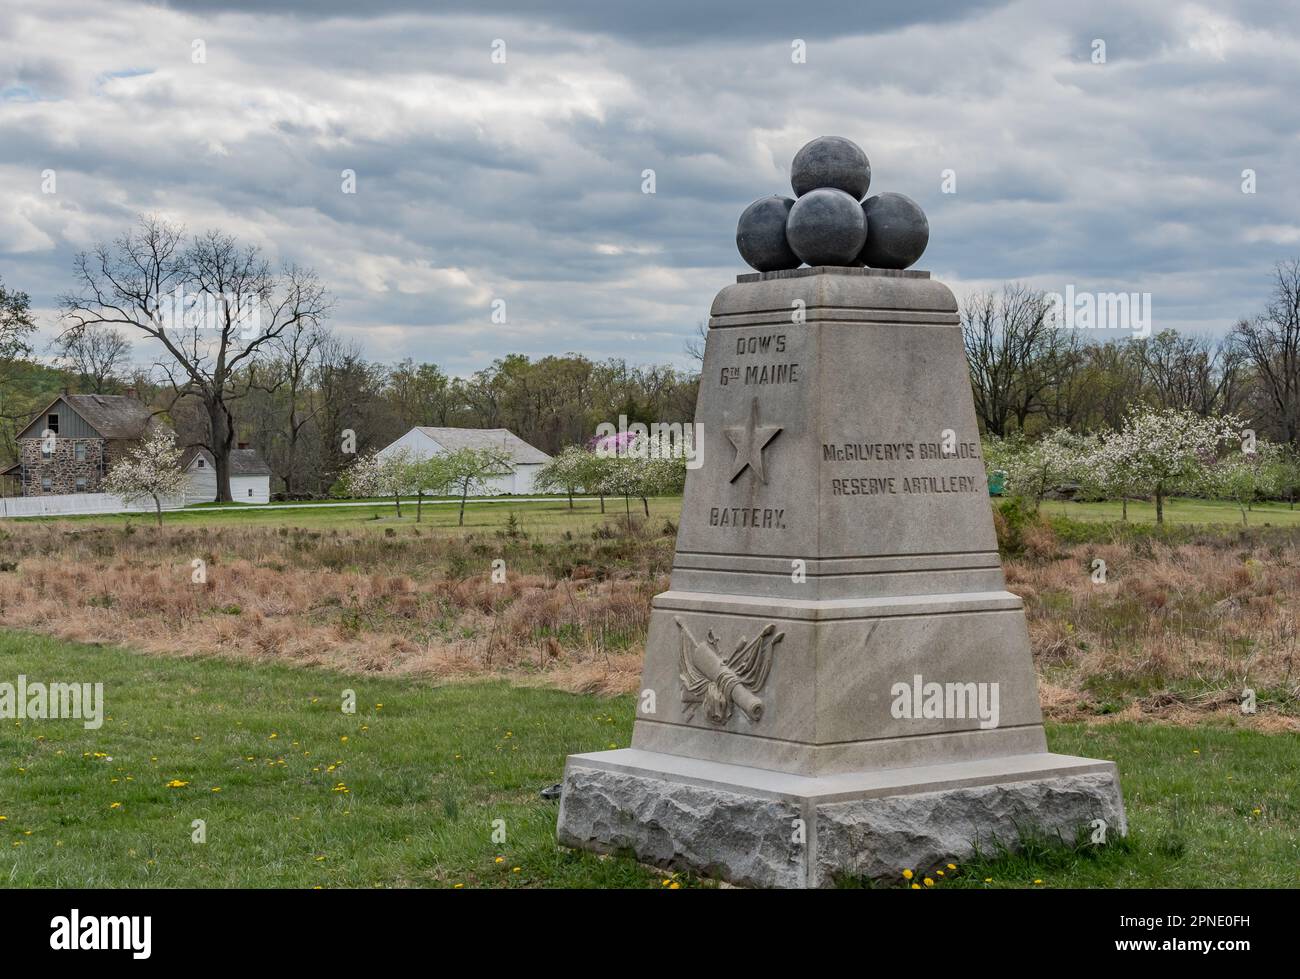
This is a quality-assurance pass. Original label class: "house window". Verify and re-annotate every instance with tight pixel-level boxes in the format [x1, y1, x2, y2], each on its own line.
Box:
[197, 458, 205, 469]
[47, 414, 58, 434]
[248, 488, 254, 498]
[75, 443, 86, 462]
[41, 476, 52, 492]
[76, 477, 86, 492]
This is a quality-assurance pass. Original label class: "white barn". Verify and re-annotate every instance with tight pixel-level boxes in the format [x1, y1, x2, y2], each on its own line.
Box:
[182, 446, 273, 504]
[376, 427, 551, 495]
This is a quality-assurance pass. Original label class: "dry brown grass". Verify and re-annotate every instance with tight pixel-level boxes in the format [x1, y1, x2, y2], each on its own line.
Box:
[2, 517, 1299, 724]
[1006, 523, 1300, 727]
[0, 521, 667, 695]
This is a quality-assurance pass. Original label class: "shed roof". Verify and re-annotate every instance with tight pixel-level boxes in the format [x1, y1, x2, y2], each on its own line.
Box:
[182, 446, 273, 476]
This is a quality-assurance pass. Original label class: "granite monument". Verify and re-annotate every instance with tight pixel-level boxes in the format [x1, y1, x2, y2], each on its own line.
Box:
[556, 137, 1126, 887]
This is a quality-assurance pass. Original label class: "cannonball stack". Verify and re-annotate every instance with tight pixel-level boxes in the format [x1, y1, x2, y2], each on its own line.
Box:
[736, 135, 929, 272]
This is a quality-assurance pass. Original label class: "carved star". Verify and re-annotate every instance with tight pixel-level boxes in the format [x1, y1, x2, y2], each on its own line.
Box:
[725, 397, 782, 483]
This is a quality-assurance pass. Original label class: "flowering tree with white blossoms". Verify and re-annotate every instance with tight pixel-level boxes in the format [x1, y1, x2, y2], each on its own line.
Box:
[1198, 437, 1282, 526]
[983, 429, 1093, 511]
[595, 432, 687, 520]
[534, 445, 593, 509]
[342, 448, 417, 517]
[1097, 406, 1243, 524]
[103, 426, 187, 527]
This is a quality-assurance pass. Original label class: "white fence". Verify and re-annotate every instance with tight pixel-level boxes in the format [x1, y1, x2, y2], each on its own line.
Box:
[0, 492, 186, 519]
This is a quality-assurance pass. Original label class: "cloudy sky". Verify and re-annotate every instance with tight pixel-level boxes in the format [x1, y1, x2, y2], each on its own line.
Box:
[2, 0, 1298, 375]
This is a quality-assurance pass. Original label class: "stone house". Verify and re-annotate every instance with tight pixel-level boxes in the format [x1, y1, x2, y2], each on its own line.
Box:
[1, 392, 163, 497]
[1, 393, 272, 503]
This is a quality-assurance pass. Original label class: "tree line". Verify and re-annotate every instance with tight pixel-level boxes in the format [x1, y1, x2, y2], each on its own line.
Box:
[962, 263, 1300, 443]
[3, 213, 1300, 501]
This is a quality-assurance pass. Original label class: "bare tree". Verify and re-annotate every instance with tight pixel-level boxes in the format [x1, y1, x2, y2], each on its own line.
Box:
[683, 321, 708, 363]
[1135, 330, 1245, 418]
[60, 215, 331, 501]
[253, 320, 329, 497]
[1231, 260, 1300, 445]
[52, 324, 132, 393]
[961, 284, 1064, 437]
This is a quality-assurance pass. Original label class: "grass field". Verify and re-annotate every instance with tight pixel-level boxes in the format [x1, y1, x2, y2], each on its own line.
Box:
[7, 492, 1300, 533]
[8, 495, 683, 535]
[2, 630, 1297, 888]
[1040, 496, 1300, 527]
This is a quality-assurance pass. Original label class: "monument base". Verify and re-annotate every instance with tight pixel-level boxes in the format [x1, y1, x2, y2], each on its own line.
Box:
[557, 749, 1126, 888]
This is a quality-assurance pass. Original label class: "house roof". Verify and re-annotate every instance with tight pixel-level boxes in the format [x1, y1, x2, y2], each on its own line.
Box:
[182, 446, 273, 477]
[19, 393, 162, 441]
[62, 395, 158, 439]
[413, 427, 551, 465]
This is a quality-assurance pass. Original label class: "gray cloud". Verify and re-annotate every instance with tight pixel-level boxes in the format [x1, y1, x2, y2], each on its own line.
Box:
[1, 0, 1298, 377]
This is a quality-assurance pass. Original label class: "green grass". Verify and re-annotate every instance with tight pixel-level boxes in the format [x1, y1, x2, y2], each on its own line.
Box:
[3, 630, 1297, 888]
[8, 495, 683, 535]
[10, 493, 1295, 536]
[0, 630, 669, 888]
[1041, 495, 1300, 527]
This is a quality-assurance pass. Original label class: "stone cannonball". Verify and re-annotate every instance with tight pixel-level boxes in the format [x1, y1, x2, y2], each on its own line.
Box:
[735, 196, 800, 272]
[785, 187, 868, 267]
[790, 135, 871, 200]
[858, 192, 929, 269]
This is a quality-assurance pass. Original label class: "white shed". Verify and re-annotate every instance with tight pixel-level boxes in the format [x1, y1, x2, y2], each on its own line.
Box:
[183, 446, 273, 504]
[375, 427, 551, 495]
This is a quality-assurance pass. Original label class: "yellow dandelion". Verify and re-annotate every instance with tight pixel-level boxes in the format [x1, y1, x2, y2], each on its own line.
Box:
[494, 856, 505, 864]
[947, 863, 957, 871]
[911, 883, 921, 889]
[902, 868, 913, 880]
[669, 882, 680, 889]
[923, 878, 934, 887]
[1033, 879, 1044, 885]
[109, 802, 122, 809]
[165, 779, 189, 788]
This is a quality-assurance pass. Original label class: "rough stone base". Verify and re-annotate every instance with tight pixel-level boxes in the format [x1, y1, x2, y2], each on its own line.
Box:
[557, 749, 1126, 888]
